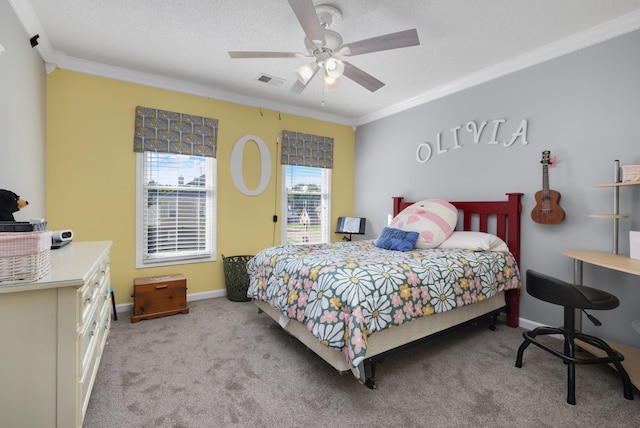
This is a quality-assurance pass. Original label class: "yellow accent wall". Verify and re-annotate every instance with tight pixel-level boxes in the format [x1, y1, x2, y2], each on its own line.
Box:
[46, 70, 355, 305]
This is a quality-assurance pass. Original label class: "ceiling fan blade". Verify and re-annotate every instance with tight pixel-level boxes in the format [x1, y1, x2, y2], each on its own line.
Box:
[228, 51, 305, 59]
[342, 61, 385, 92]
[340, 29, 420, 56]
[289, 80, 308, 95]
[289, 63, 319, 94]
[287, 0, 325, 47]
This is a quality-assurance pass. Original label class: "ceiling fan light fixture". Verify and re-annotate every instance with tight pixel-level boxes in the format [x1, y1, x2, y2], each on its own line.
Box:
[323, 75, 340, 92]
[324, 58, 344, 79]
[229, 2, 420, 96]
[295, 62, 319, 85]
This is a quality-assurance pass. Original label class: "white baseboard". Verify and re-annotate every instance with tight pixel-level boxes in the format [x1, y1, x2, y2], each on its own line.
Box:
[518, 317, 545, 331]
[114, 289, 227, 315]
[115, 295, 548, 332]
[114, 296, 560, 343]
[516, 317, 564, 341]
[115, 295, 551, 336]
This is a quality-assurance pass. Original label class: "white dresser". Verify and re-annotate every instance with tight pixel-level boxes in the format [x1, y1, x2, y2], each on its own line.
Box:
[0, 241, 113, 428]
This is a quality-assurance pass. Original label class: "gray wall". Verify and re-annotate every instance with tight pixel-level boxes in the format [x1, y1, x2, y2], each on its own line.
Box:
[0, 1, 47, 220]
[354, 29, 640, 347]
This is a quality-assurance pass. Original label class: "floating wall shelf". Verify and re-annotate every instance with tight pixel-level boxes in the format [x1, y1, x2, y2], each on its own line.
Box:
[589, 161, 640, 254]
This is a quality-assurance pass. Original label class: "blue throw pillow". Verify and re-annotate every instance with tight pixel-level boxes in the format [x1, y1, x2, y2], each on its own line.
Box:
[375, 227, 419, 251]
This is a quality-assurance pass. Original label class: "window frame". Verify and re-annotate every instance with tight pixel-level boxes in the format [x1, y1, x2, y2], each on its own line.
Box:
[281, 165, 331, 245]
[135, 152, 217, 268]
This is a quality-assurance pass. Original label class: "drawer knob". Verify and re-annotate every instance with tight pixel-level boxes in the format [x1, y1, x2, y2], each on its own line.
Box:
[155, 284, 168, 289]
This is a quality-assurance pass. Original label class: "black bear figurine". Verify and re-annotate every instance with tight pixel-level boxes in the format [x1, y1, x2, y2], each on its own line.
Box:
[0, 189, 29, 222]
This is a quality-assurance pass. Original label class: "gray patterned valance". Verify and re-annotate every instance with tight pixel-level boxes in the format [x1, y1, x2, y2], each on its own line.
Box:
[280, 130, 334, 169]
[134, 106, 218, 158]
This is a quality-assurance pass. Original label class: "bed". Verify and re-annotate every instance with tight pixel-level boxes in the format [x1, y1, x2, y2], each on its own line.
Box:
[247, 193, 523, 387]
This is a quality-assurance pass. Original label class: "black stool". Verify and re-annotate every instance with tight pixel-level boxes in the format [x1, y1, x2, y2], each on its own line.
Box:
[515, 270, 633, 405]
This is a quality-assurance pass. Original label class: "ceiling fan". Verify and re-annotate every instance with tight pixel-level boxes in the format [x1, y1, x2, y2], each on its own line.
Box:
[228, 0, 420, 94]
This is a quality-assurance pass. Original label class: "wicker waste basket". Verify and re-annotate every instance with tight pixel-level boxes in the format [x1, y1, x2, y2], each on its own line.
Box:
[222, 254, 253, 302]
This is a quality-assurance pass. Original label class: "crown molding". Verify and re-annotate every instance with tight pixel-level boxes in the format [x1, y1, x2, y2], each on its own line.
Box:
[7, 0, 354, 126]
[9, 1, 640, 128]
[355, 10, 640, 126]
[52, 55, 354, 126]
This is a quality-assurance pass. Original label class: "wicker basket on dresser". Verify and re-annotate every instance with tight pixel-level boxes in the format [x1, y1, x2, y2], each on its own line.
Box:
[0, 241, 113, 428]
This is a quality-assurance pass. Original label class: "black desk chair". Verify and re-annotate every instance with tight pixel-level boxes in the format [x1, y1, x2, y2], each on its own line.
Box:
[515, 270, 633, 405]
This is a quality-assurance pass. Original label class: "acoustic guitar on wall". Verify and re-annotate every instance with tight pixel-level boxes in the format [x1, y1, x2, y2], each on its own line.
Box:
[531, 150, 565, 224]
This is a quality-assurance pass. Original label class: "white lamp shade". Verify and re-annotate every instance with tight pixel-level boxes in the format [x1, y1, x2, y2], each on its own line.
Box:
[323, 75, 340, 91]
[295, 62, 319, 85]
[325, 58, 344, 79]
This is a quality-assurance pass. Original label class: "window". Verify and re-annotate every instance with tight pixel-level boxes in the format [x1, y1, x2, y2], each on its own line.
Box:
[282, 165, 331, 244]
[136, 152, 216, 267]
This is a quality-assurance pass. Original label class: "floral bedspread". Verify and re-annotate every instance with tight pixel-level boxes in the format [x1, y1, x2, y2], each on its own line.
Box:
[246, 240, 521, 383]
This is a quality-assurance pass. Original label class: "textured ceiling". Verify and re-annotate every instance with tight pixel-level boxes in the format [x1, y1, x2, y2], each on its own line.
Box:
[11, 0, 640, 125]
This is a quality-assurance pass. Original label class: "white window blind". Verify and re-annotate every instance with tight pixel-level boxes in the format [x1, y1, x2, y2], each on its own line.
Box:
[136, 152, 216, 266]
[282, 165, 330, 245]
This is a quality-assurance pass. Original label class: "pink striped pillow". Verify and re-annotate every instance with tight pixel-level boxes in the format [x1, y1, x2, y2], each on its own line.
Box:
[389, 199, 458, 249]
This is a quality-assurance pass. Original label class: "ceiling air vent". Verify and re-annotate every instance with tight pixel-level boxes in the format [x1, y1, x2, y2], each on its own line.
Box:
[256, 73, 285, 87]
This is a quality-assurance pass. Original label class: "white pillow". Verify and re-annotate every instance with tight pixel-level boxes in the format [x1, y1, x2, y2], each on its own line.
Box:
[438, 231, 509, 252]
[389, 199, 457, 249]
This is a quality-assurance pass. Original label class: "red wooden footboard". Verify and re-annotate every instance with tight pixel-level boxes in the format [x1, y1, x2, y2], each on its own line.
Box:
[392, 192, 523, 328]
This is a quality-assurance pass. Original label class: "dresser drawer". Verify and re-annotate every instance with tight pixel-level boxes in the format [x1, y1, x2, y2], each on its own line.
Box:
[132, 274, 188, 323]
[78, 303, 102, 375]
[79, 297, 111, 419]
[78, 256, 110, 374]
[78, 254, 110, 327]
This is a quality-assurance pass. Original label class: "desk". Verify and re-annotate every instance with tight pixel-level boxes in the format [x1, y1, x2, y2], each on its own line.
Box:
[562, 249, 640, 390]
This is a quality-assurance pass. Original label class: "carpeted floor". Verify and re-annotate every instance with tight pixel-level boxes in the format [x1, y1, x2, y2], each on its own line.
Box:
[84, 297, 639, 427]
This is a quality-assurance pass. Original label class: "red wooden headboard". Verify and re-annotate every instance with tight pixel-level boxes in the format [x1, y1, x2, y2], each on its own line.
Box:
[391, 192, 524, 327]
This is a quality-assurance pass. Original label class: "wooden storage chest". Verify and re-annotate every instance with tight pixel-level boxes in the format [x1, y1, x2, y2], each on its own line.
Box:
[132, 274, 188, 323]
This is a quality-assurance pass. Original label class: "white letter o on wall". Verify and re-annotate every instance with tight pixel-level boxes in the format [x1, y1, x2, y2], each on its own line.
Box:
[416, 143, 432, 163]
[230, 135, 271, 196]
